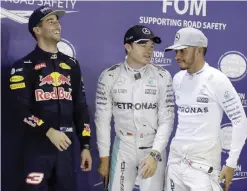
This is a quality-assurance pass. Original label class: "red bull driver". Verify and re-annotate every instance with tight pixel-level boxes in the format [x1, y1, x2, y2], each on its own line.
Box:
[9, 6, 92, 191]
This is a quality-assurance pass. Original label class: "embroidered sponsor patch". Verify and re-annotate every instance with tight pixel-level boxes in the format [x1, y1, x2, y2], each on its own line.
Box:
[82, 124, 91, 136]
[59, 63, 71, 70]
[10, 75, 24, 82]
[10, 82, 26, 90]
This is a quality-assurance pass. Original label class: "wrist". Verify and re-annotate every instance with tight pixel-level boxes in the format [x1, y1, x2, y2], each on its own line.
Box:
[100, 156, 110, 163]
[150, 151, 162, 162]
[82, 144, 92, 151]
[46, 127, 54, 137]
[151, 149, 161, 155]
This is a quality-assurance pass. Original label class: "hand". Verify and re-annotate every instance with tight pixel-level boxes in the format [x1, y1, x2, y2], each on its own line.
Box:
[220, 165, 235, 191]
[140, 154, 157, 179]
[46, 128, 72, 151]
[80, 149, 92, 171]
[98, 157, 110, 187]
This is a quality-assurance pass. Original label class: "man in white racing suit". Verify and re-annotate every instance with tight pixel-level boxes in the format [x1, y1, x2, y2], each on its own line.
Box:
[164, 27, 247, 191]
[95, 25, 175, 191]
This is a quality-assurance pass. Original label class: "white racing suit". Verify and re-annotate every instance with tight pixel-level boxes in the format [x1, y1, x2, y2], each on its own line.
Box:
[95, 62, 174, 191]
[165, 63, 247, 191]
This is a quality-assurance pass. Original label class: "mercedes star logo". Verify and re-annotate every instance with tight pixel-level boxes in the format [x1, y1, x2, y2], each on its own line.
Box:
[142, 28, 151, 35]
[175, 33, 180, 41]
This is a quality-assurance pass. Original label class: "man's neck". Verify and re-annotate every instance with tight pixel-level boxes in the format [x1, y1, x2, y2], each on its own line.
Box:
[37, 40, 58, 53]
[126, 57, 146, 70]
[187, 59, 205, 73]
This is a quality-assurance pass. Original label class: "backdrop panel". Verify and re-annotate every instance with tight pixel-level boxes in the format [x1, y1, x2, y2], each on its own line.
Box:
[1, 1, 247, 190]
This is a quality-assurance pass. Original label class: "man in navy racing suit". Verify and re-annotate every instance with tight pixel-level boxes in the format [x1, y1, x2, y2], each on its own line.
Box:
[9, 6, 92, 191]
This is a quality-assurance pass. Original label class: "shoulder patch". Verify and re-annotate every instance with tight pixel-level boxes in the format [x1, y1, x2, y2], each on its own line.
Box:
[69, 57, 77, 64]
[153, 64, 167, 72]
[59, 52, 77, 64]
[108, 64, 120, 71]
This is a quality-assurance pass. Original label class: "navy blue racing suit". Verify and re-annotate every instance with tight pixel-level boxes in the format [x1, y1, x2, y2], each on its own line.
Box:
[9, 45, 91, 191]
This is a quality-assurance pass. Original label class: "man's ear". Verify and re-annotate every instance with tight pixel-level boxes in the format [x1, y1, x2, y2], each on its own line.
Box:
[33, 27, 41, 35]
[124, 43, 132, 54]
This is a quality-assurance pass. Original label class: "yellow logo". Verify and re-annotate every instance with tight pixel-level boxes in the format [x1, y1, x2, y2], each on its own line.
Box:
[82, 125, 91, 137]
[37, 120, 44, 126]
[39, 72, 71, 87]
[59, 63, 71, 70]
[10, 82, 26, 90]
[10, 75, 24, 83]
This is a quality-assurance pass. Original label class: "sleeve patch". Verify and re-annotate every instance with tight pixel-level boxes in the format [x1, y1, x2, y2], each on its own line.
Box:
[108, 64, 120, 71]
[82, 124, 91, 136]
[10, 75, 24, 83]
[10, 82, 26, 90]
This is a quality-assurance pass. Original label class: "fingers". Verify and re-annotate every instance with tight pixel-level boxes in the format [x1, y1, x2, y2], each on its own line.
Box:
[219, 170, 226, 190]
[82, 160, 92, 171]
[224, 184, 229, 191]
[220, 171, 225, 182]
[104, 176, 108, 184]
[219, 170, 230, 191]
[81, 151, 92, 172]
[87, 159, 92, 171]
[104, 176, 109, 191]
[142, 167, 154, 179]
[98, 167, 103, 176]
[56, 144, 64, 152]
[49, 130, 72, 152]
[224, 178, 231, 191]
[98, 167, 108, 177]
[140, 159, 145, 168]
[98, 160, 109, 176]
[142, 168, 150, 179]
[141, 161, 156, 179]
[149, 168, 155, 177]
[82, 161, 89, 171]
[60, 141, 69, 150]
[104, 175, 109, 186]
[64, 134, 72, 145]
[80, 156, 86, 169]
[141, 164, 149, 179]
[57, 140, 69, 151]
[58, 133, 71, 151]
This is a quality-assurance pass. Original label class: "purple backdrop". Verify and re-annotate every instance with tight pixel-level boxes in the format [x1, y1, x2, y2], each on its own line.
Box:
[1, 1, 247, 191]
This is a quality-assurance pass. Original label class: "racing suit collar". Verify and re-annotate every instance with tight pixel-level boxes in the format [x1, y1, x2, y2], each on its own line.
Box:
[124, 61, 147, 73]
[187, 62, 208, 76]
[34, 45, 60, 59]
[124, 61, 148, 81]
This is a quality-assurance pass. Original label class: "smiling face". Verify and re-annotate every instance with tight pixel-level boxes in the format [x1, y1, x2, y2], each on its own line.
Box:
[34, 14, 62, 43]
[125, 40, 155, 66]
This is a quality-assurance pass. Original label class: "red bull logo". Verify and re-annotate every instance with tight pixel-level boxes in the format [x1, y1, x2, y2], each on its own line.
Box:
[23, 118, 36, 127]
[39, 72, 71, 87]
[23, 115, 44, 127]
[35, 87, 72, 101]
[82, 124, 91, 136]
[28, 115, 44, 126]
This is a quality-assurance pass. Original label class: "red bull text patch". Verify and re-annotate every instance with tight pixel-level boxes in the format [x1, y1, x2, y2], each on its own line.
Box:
[35, 87, 72, 101]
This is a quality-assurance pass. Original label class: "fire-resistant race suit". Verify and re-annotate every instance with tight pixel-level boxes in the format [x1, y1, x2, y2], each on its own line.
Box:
[9, 45, 91, 191]
[165, 63, 247, 191]
[95, 62, 174, 191]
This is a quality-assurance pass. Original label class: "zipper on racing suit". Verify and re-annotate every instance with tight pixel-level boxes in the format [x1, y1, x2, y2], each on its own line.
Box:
[51, 54, 61, 131]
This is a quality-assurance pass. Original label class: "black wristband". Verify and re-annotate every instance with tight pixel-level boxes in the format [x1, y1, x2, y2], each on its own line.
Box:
[83, 144, 92, 151]
[150, 151, 162, 162]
